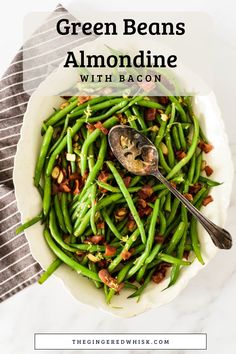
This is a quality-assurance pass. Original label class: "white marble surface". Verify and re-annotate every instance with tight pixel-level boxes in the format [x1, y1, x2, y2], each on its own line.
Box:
[0, 1, 236, 353]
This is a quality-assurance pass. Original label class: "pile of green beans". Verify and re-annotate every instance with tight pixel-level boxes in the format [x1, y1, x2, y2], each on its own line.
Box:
[17, 95, 220, 304]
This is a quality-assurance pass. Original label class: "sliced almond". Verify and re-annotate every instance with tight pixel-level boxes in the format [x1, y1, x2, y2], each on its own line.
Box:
[60, 102, 69, 110]
[51, 166, 60, 179]
[160, 142, 168, 155]
[57, 170, 64, 184]
[87, 253, 99, 262]
[160, 113, 169, 122]
[66, 153, 76, 162]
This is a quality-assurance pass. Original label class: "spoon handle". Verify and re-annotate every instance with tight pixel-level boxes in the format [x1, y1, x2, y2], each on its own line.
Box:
[153, 171, 232, 249]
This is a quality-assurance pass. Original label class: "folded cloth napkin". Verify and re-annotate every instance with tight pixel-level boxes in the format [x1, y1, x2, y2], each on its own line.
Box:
[0, 4, 94, 302]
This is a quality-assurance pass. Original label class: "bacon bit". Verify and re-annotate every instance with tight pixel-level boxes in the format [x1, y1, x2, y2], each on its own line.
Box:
[183, 193, 193, 202]
[202, 195, 213, 206]
[86, 123, 95, 132]
[123, 176, 132, 187]
[115, 208, 128, 221]
[138, 205, 152, 217]
[189, 183, 202, 194]
[94, 121, 108, 135]
[82, 170, 89, 184]
[198, 141, 213, 153]
[85, 235, 104, 245]
[105, 245, 117, 257]
[155, 234, 165, 244]
[78, 96, 91, 105]
[69, 173, 80, 181]
[170, 181, 177, 189]
[59, 183, 71, 193]
[152, 262, 171, 284]
[145, 108, 157, 121]
[183, 250, 190, 260]
[128, 212, 135, 221]
[97, 259, 108, 268]
[137, 198, 147, 208]
[52, 183, 60, 195]
[176, 150, 187, 160]
[60, 102, 69, 109]
[121, 249, 132, 261]
[204, 165, 214, 177]
[138, 185, 153, 200]
[116, 113, 127, 124]
[73, 180, 80, 195]
[98, 269, 124, 292]
[127, 220, 136, 232]
[138, 81, 155, 92]
[158, 96, 169, 105]
[97, 221, 105, 229]
[98, 170, 109, 183]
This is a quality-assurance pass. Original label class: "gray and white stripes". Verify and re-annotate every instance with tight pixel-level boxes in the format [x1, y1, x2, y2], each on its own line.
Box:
[0, 4, 93, 302]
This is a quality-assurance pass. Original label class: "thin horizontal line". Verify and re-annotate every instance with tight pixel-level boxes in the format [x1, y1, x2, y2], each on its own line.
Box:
[0, 144, 17, 151]
[0, 261, 38, 285]
[0, 210, 19, 225]
[0, 91, 28, 104]
[0, 242, 28, 261]
[0, 155, 15, 162]
[0, 270, 42, 299]
[0, 73, 46, 94]
[0, 190, 14, 201]
[0, 232, 23, 249]
[0, 166, 13, 173]
[0, 177, 13, 184]
[0, 133, 20, 140]
[0, 199, 16, 211]
[0, 250, 29, 271]
[0, 113, 24, 123]
[0, 102, 28, 114]
[0, 123, 22, 131]
[0, 221, 20, 236]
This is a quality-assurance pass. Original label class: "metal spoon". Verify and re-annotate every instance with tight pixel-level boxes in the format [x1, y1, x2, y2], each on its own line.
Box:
[108, 125, 232, 249]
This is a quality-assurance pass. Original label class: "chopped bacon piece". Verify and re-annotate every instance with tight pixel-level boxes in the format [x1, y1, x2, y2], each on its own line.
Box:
[138, 81, 155, 92]
[115, 208, 128, 221]
[98, 269, 124, 292]
[121, 249, 132, 261]
[183, 193, 193, 202]
[176, 150, 187, 160]
[127, 220, 136, 232]
[202, 195, 213, 206]
[59, 182, 71, 193]
[78, 96, 91, 105]
[85, 235, 104, 245]
[116, 113, 126, 124]
[152, 262, 171, 284]
[137, 198, 147, 208]
[204, 165, 213, 177]
[198, 141, 213, 153]
[52, 183, 60, 195]
[86, 123, 95, 132]
[145, 108, 157, 121]
[138, 185, 153, 199]
[155, 234, 165, 244]
[97, 221, 105, 229]
[105, 245, 116, 257]
[152, 272, 165, 284]
[123, 176, 132, 187]
[158, 96, 169, 105]
[73, 180, 80, 195]
[69, 173, 80, 181]
[97, 259, 108, 268]
[183, 250, 190, 260]
[94, 121, 108, 135]
[138, 205, 152, 217]
[98, 170, 109, 183]
[189, 183, 202, 194]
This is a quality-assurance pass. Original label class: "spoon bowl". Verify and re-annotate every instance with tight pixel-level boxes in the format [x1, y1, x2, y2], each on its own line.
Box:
[108, 125, 232, 250]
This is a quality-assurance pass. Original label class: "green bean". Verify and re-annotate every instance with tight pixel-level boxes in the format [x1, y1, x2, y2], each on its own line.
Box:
[172, 125, 181, 150]
[73, 198, 91, 230]
[178, 123, 187, 150]
[34, 126, 54, 187]
[70, 244, 106, 252]
[131, 105, 147, 130]
[145, 243, 162, 264]
[88, 261, 102, 288]
[136, 99, 164, 110]
[166, 197, 180, 226]
[49, 209, 76, 252]
[80, 116, 117, 176]
[199, 176, 222, 187]
[129, 175, 142, 187]
[54, 195, 67, 233]
[128, 268, 156, 300]
[61, 193, 72, 234]
[102, 209, 122, 241]
[49, 115, 69, 155]
[108, 228, 140, 273]
[157, 147, 171, 174]
[74, 193, 123, 237]
[16, 212, 43, 235]
[46, 119, 85, 177]
[124, 108, 138, 129]
[165, 132, 175, 168]
[193, 187, 207, 205]
[38, 258, 62, 284]
[90, 184, 97, 235]
[188, 152, 196, 184]
[167, 115, 199, 179]
[46, 99, 79, 126]
[67, 127, 76, 173]
[43, 175, 51, 216]
[96, 180, 141, 194]
[169, 96, 187, 122]
[165, 221, 186, 254]
[107, 161, 146, 244]
[136, 264, 147, 283]
[106, 262, 133, 304]
[158, 253, 190, 266]
[193, 152, 202, 184]
[70, 96, 111, 115]
[88, 143, 95, 171]
[168, 228, 187, 287]
[117, 96, 143, 114]
[127, 198, 160, 278]
[44, 228, 101, 281]
[159, 210, 167, 235]
[164, 192, 171, 212]
[190, 217, 204, 265]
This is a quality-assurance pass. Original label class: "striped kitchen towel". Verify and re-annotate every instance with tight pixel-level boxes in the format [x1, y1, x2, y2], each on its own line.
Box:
[0, 4, 94, 302]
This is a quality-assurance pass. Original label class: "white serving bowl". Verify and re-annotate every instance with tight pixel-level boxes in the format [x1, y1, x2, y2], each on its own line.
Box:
[13, 79, 233, 317]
